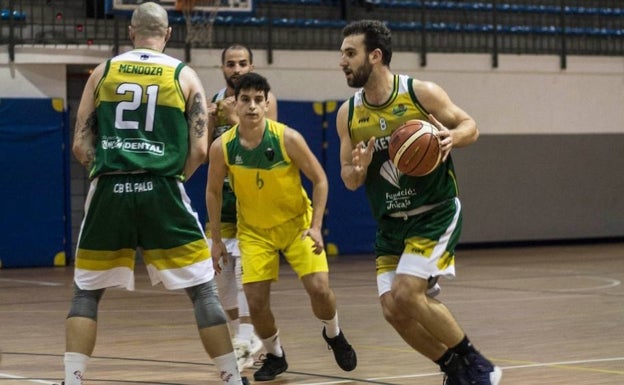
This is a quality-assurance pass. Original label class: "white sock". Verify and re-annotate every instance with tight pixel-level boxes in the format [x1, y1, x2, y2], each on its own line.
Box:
[262, 331, 283, 357]
[229, 318, 240, 337]
[64, 352, 89, 385]
[238, 322, 255, 342]
[321, 313, 340, 338]
[213, 352, 244, 385]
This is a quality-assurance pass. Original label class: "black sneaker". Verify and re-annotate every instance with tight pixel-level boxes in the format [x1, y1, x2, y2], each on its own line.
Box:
[241, 376, 250, 385]
[322, 327, 357, 371]
[442, 353, 470, 385]
[462, 353, 502, 385]
[253, 350, 288, 381]
[443, 372, 469, 385]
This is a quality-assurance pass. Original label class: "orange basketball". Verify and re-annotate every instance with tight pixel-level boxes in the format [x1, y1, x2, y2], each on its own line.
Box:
[388, 119, 442, 177]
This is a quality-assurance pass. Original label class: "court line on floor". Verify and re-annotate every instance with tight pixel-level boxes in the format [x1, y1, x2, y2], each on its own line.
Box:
[3, 355, 623, 385]
[0, 373, 53, 384]
[0, 278, 62, 286]
[501, 356, 624, 375]
[363, 356, 624, 382]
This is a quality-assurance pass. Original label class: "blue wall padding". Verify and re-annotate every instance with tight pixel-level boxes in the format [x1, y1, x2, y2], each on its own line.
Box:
[0, 98, 70, 267]
[185, 163, 208, 225]
[185, 100, 376, 255]
[320, 102, 376, 255]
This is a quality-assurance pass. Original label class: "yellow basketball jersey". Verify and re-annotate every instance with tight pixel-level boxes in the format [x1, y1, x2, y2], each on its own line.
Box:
[220, 119, 310, 229]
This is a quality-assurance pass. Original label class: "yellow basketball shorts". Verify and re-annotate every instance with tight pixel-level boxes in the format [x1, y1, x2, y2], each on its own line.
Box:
[237, 208, 328, 284]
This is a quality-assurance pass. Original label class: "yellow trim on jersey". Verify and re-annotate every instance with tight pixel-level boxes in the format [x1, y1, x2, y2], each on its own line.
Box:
[94, 49, 185, 111]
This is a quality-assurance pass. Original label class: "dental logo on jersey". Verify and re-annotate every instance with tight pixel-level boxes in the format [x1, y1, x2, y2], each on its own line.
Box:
[102, 136, 164, 156]
[392, 104, 407, 116]
[101, 136, 122, 150]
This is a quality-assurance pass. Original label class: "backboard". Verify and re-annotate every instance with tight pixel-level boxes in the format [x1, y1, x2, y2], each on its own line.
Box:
[107, 0, 253, 14]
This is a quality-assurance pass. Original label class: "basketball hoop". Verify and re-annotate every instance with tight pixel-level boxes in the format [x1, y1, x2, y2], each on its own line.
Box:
[175, 0, 219, 47]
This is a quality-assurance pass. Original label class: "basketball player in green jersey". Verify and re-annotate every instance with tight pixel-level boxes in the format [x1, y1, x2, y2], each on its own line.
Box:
[337, 20, 502, 385]
[66, 3, 246, 385]
[207, 45, 277, 371]
[207, 73, 357, 381]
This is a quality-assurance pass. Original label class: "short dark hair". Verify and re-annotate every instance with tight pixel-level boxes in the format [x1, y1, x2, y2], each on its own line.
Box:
[221, 44, 253, 64]
[342, 19, 392, 66]
[234, 72, 270, 99]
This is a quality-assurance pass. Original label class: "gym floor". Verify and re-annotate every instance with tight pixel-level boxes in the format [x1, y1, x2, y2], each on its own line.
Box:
[1, 241, 622, 384]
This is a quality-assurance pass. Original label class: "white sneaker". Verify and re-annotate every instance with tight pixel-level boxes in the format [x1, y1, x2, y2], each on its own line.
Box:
[427, 276, 441, 298]
[249, 333, 263, 355]
[233, 338, 254, 372]
[490, 366, 503, 385]
[427, 283, 441, 297]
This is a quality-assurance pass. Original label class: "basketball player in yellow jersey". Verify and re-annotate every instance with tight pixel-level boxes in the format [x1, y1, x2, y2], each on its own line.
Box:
[206, 45, 277, 371]
[66, 3, 245, 385]
[337, 20, 501, 385]
[207, 73, 357, 382]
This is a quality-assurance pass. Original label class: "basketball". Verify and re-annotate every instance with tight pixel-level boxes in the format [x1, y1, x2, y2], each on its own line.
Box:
[388, 119, 442, 177]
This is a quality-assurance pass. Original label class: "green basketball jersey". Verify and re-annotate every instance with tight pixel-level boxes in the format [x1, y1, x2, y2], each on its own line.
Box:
[209, 88, 237, 224]
[348, 74, 458, 220]
[91, 48, 188, 179]
[221, 119, 310, 229]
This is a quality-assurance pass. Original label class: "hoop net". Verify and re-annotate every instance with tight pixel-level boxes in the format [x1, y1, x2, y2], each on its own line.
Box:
[176, 0, 220, 47]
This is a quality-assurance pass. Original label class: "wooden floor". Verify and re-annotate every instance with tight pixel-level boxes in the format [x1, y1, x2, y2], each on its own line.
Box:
[1, 242, 623, 385]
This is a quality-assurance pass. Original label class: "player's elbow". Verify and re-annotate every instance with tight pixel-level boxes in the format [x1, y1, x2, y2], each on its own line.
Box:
[71, 142, 80, 160]
[194, 145, 208, 164]
[72, 142, 88, 165]
[342, 176, 361, 191]
[470, 125, 480, 143]
[455, 122, 479, 147]
[341, 167, 364, 191]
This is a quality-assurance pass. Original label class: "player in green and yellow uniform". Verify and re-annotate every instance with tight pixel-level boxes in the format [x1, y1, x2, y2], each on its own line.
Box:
[65, 3, 245, 385]
[206, 45, 278, 371]
[207, 73, 356, 382]
[337, 20, 501, 385]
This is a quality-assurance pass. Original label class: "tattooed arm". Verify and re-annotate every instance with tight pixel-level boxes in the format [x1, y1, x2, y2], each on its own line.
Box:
[73, 62, 105, 171]
[181, 65, 209, 180]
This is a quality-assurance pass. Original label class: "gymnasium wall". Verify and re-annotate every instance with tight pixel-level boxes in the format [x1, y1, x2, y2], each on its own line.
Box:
[0, 98, 71, 267]
[0, 48, 622, 259]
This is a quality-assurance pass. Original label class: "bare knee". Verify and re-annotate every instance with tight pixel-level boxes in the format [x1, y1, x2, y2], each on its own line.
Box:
[303, 273, 333, 304]
[391, 276, 429, 314]
[380, 292, 409, 326]
[244, 281, 271, 316]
